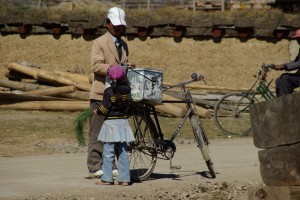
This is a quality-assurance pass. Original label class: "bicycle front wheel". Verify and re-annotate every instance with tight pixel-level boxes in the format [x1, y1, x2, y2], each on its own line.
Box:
[128, 111, 158, 181]
[191, 115, 216, 178]
[214, 92, 255, 136]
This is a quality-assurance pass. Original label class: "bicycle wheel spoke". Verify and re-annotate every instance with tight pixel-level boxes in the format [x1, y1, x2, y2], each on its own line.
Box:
[128, 112, 158, 181]
[214, 93, 253, 136]
[129, 149, 152, 177]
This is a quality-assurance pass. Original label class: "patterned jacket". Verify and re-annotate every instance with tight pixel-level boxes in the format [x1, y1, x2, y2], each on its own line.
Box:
[96, 83, 131, 119]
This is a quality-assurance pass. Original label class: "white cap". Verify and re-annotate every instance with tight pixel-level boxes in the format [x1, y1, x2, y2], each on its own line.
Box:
[107, 7, 127, 26]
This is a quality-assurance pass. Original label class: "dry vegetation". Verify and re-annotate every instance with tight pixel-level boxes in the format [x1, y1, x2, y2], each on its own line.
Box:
[1, 34, 289, 88]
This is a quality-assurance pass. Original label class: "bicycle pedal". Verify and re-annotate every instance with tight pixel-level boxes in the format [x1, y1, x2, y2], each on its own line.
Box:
[169, 166, 181, 170]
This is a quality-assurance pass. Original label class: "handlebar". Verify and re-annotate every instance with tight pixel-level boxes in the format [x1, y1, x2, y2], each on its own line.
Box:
[163, 73, 205, 91]
[256, 63, 275, 78]
[265, 64, 275, 70]
[255, 63, 275, 82]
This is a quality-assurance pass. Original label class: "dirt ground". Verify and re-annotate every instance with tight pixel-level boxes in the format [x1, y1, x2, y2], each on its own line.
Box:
[0, 34, 292, 199]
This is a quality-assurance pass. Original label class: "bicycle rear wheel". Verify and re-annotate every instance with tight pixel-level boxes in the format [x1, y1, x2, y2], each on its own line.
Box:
[214, 92, 255, 136]
[128, 111, 158, 181]
[191, 115, 216, 178]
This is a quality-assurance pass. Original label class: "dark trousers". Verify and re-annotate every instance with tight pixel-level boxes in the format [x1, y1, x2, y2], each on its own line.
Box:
[87, 100, 117, 173]
[275, 73, 300, 97]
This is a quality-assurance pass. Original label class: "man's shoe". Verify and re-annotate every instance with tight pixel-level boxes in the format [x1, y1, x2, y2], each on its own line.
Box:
[94, 169, 103, 177]
[87, 169, 103, 179]
[112, 169, 118, 177]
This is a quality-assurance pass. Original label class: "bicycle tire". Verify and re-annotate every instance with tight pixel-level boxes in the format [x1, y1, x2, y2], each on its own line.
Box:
[213, 92, 256, 136]
[191, 115, 216, 178]
[128, 111, 158, 181]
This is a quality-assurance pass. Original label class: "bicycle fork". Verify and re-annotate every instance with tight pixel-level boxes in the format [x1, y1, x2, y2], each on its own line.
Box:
[152, 105, 182, 170]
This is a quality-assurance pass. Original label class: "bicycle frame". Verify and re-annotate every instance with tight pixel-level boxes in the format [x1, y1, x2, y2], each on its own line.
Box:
[213, 63, 278, 136]
[235, 65, 276, 115]
[128, 73, 216, 179]
[147, 77, 208, 161]
[248, 64, 276, 101]
[154, 90, 197, 139]
[256, 80, 275, 100]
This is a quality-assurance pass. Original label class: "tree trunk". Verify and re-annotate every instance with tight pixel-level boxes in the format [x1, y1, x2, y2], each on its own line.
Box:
[58, 91, 90, 101]
[163, 93, 212, 119]
[0, 101, 89, 111]
[24, 85, 76, 96]
[8, 63, 91, 91]
[53, 70, 90, 85]
[0, 93, 72, 101]
[163, 81, 256, 92]
[0, 78, 49, 91]
[7, 63, 40, 79]
[155, 103, 185, 118]
[36, 72, 91, 91]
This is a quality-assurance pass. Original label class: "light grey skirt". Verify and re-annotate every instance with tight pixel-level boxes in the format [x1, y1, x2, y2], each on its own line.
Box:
[98, 119, 135, 143]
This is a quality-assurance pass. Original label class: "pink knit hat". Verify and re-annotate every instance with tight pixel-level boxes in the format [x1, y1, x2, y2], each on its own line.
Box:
[292, 29, 300, 38]
[108, 65, 126, 80]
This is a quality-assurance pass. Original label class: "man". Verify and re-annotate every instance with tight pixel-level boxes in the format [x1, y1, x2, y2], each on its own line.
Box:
[88, 7, 134, 178]
[274, 29, 300, 97]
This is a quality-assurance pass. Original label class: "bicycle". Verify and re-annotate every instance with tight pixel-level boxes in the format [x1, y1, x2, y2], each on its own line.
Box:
[213, 63, 275, 136]
[127, 73, 216, 181]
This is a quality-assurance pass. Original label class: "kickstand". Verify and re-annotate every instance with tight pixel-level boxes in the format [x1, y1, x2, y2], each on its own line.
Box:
[169, 157, 181, 170]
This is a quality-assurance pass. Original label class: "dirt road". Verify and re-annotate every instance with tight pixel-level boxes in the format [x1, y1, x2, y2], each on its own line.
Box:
[0, 137, 263, 200]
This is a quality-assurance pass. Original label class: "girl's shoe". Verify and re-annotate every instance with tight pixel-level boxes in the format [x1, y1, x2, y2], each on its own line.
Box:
[95, 180, 114, 185]
[118, 182, 131, 186]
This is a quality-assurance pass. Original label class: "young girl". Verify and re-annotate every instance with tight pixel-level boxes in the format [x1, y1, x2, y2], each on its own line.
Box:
[94, 64, 134, 186]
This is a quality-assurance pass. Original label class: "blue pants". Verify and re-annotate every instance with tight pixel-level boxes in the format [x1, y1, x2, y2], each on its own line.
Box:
[275, 73, 300, 97]
[101, 142, 130, 183]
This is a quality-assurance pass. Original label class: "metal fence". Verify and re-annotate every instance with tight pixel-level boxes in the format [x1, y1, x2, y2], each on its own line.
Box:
[1, 0, 222, 10]
[1, 0, 72, 8]
[120, 0, 186, 10]
[1, 0, 275, 11]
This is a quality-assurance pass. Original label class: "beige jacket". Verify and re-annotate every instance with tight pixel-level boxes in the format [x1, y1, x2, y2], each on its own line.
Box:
[90, 31, 129, 100]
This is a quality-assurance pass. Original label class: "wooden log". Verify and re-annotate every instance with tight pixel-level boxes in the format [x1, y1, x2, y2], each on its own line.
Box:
[0, 78, 49, 91]
[163, 81, 257, 92]
[166, 90, 218, 108]
[0, 79, 90, 101]
[155, 103, 185, 118]
[258, 143, 300, 186]
[0, 87, 10, 92]
[162, 93, 212, 119]
[24, 85, 76, 96]
[0, 93, 72, 101]
[250, 92, 300, 149]
[59, 91, 90, 101]
[5, 70, 33, 81]
[21, 79, 38, 84]
[53, 70, 90, 85]
[0, 101, 89, 111]
[8, 63, 91, 90]
[248, 186, 300, 200]
[7, 63, 40, 79]
[36, 72, 91, 92]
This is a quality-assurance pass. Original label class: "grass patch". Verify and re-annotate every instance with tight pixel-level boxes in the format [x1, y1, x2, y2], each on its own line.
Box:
[155, 115, 227, 140]
[0, 110, 229, 145]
